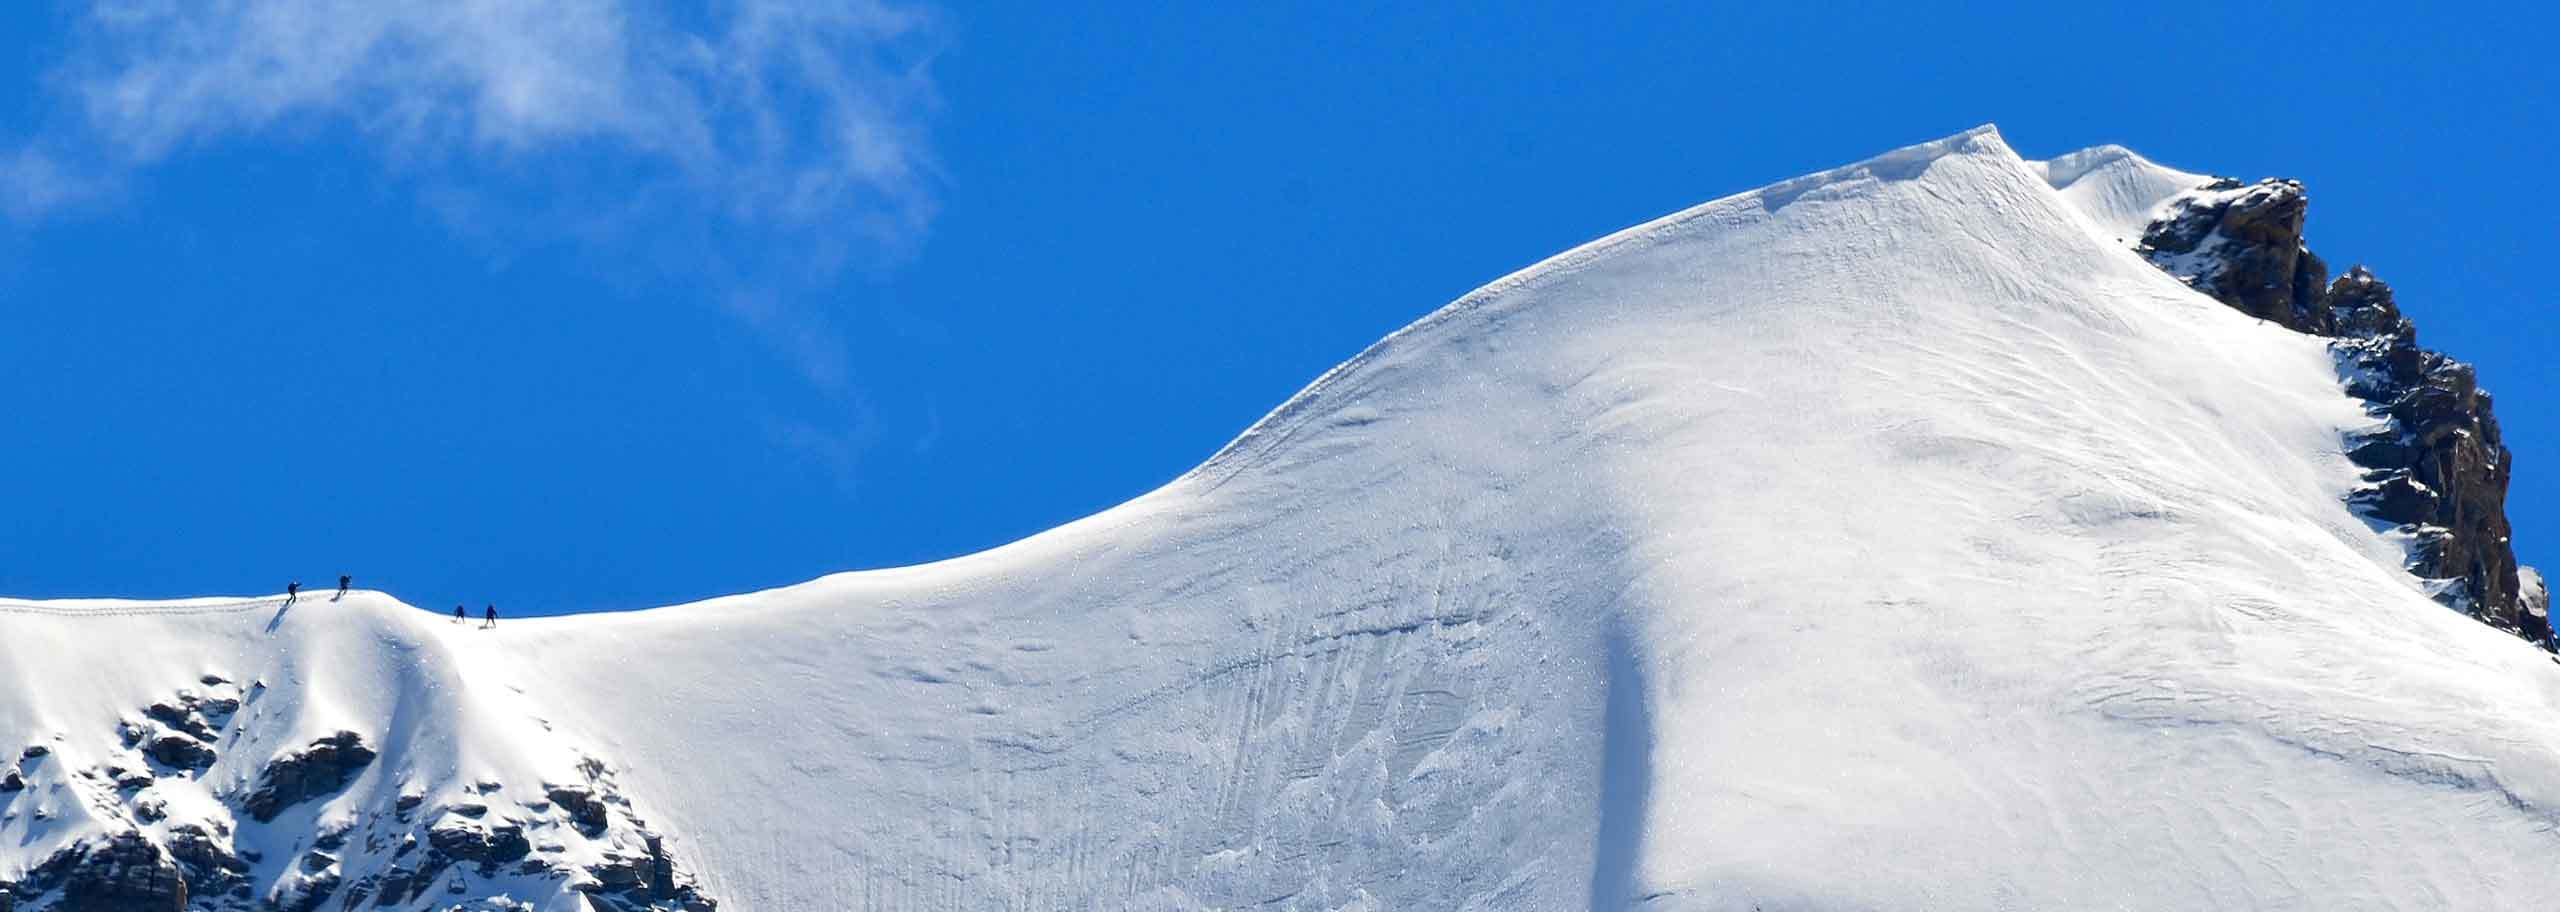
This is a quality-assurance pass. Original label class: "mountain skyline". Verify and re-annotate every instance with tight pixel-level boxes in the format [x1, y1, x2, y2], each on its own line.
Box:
[11, 125, 2560, 911]
[3, 3, 2552, 616]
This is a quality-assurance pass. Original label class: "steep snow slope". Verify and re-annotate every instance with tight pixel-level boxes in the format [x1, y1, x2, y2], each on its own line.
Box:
[13, 126, 2560, 910]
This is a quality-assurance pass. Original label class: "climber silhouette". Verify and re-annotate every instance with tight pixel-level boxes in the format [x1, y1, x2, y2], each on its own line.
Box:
[482, 604, 497, 629]
[284, 581, 299, 606]
[452, 604, 465, 624]
[336, 575, 350, 600]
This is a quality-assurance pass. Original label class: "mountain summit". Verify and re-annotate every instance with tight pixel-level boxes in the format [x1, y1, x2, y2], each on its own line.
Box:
[7, 126, 2557, 910]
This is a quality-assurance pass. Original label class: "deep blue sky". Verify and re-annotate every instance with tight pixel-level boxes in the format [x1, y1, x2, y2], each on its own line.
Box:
[1, 4, 2550, 615]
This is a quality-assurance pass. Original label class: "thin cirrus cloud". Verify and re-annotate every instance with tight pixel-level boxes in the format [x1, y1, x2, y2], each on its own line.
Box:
[6, 1, 945, 485]
[5, 0, 942, 253]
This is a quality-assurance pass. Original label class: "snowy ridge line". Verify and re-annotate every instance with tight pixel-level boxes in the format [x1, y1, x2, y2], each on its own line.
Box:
[1198, 125, 2005, 489]
[0, 595, 283, 616]
[2035, 144, 2143, 189]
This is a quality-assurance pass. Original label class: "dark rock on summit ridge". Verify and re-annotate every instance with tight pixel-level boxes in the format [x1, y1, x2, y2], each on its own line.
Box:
[2138, 181, 2535, 641]
[2141, 178, 2331, 333]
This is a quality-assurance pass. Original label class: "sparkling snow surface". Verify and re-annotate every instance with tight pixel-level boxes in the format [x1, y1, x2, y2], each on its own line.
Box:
[13, 126, 2560, 910]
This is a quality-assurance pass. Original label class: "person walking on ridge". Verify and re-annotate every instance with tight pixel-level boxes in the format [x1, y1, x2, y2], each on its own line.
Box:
[336, 575, 351, 599]
[285, 581, 299, 605]
[452, 604, 465, 624]
[482, 604, 497, 629]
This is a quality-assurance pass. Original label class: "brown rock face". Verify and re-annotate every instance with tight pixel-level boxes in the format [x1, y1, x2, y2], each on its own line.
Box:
[162, 823, 251, 903]
[2332, 268, 2525, 630]
[2140, 178, 2332, 333]
[59, 833, 187, 912]
[2139, 182, 2536, 642]
[244, 731, 377, 822]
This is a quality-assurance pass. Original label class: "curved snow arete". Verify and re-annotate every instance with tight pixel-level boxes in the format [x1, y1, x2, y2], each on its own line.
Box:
[13, 126, 2560, 910]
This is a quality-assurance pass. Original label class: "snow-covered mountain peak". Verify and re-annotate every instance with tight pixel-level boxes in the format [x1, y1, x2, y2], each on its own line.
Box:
[8, 127, 2559, 910]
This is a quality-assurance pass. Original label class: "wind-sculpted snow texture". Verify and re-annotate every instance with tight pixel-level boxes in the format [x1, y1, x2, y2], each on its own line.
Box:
[12, 127, 2560, 910]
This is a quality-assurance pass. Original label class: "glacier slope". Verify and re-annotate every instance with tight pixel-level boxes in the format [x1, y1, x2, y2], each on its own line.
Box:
[11, 126, 2560, 910]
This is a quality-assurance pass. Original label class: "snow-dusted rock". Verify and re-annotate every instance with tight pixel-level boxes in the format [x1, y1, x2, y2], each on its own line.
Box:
[242, 732, 374, 823]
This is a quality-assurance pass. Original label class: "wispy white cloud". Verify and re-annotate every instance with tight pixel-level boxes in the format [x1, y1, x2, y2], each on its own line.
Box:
[0, 146, 110, 220]
[15, 0, 939, 240]
[6, 0, 945, 472]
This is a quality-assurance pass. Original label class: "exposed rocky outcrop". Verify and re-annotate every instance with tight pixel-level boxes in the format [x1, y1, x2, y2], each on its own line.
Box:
[360, 863, 423, 907]
[545, 785, 610, 836]
[112, 683, 242, 778]
[426, 814, 534, 872]
[140, 733, 215, 771]
[103, 764, 154, 792]
[267, 861, 340, 912]
[4, 612, 690, 912]
[2139, 179, 2538, 641]
[2329, 268, 2530, 632]
[2, 832, 193, 912]
[576, 831, 718, 912]
[2141, 178, 2331, 333]
[243, 731, 376, 822]
[163, 823, 252, 904]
